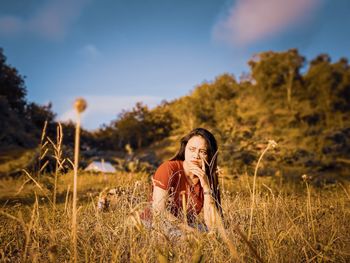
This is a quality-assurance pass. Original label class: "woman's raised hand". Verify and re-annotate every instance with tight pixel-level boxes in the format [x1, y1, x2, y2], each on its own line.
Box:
[188, 159, 210, 191]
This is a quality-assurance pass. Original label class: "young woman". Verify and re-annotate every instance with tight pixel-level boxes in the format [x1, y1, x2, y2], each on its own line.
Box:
[147, 127, 222, 232]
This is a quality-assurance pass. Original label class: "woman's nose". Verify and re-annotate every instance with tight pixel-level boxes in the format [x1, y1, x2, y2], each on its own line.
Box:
[194, 151, 200, 159]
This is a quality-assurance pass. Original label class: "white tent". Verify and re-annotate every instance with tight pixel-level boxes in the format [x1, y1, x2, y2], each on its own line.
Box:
[84, 161, 116, 173]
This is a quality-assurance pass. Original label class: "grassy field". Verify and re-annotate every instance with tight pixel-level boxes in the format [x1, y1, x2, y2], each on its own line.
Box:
[0, 170, 349, 263]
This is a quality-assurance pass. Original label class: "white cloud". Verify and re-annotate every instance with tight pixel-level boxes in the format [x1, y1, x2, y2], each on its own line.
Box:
[0, 0, 90, 40]
[79, 44, 102, 59]
[56, 95, 164, 130]
[213, 0, 321, 46]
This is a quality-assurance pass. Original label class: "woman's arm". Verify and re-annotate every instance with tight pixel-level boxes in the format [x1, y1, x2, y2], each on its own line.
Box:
[188, 160, 221, 231]
[152, 186, 195, 232]
[202, 189, 220, 231]
[152, 186, 170, 216]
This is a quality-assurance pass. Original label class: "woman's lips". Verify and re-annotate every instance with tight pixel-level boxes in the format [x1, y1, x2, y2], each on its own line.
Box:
[190, 160, 201, 167]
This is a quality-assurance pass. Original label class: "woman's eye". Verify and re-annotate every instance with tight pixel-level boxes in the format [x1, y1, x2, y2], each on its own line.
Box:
[200, 151, 208, 156]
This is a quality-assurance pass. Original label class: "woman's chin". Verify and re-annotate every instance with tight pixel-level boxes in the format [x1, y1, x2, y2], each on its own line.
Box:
[190, 176, 200, 185]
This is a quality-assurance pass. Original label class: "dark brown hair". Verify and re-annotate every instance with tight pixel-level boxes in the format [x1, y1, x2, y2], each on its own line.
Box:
[171, 128, 222, 217]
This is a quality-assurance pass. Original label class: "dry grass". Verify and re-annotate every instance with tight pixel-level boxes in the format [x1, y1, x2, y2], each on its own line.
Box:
[0, 171, 349, 262]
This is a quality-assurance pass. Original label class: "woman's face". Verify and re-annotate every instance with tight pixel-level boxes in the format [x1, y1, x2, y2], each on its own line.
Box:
[184, 135, 209, 168]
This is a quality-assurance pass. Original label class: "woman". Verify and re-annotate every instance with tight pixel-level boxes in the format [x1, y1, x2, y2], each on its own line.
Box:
[147, 127, 222, 233]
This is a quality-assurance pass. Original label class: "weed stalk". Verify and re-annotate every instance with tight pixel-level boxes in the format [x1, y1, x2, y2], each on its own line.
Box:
[248, 140, 277, 240]
[72, 98, 87, 263]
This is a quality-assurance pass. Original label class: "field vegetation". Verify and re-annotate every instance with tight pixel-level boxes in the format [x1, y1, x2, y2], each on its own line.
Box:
[0, 170, 349, 262]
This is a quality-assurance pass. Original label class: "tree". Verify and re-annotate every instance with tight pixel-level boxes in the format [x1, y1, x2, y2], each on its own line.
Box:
[144, 101, 174, 142]
[113, 102, 149, 149]
[190, 74, 238, 127]
[0, 48, 27, 113]
[25, 102, 56, 130]
[0, 48, 34, 148]
[330, 58, 350, 112]
[248, 49, 305, 108]
[304, 54, 350, 126]
[91, 125, 120, 150]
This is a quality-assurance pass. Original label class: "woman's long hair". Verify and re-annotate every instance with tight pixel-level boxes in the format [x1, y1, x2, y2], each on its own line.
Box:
[171, 128, 223, 217]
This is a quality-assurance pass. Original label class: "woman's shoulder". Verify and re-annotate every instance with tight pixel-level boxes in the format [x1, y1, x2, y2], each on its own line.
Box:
[158, 159, 183, 172]
[153, 160, 183, 188]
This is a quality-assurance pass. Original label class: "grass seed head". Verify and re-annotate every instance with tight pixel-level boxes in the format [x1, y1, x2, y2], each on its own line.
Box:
[302, 174, 312, 182]
[74, 98, 87, 113]
[268, 140, 277, 148]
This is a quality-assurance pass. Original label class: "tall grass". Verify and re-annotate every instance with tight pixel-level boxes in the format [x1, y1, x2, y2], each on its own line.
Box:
[0, 171, 349, 262]
[47, 122, 64, 213]
[248, 140, 277, 241]
[1, 118, 349, 262]
[72, 98, 87, 263]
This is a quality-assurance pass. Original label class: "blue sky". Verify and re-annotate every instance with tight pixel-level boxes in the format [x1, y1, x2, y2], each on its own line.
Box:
[1, 0, 349, 130]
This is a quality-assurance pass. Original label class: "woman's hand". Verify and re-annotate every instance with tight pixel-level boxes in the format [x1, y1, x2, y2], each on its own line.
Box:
[188, 159, 210, 191]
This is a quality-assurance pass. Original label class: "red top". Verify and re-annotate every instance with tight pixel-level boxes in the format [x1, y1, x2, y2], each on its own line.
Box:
[152, 160, 204, 223]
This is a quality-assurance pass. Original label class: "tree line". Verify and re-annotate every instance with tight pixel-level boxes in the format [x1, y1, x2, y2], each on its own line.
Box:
[1, 47, 350, 179]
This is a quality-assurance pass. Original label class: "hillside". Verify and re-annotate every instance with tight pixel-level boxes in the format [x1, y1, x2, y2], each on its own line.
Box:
[1, 48, 350, 183]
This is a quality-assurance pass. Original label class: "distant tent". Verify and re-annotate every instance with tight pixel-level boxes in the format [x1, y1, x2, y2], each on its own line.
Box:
[84, 161, 116, 173]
